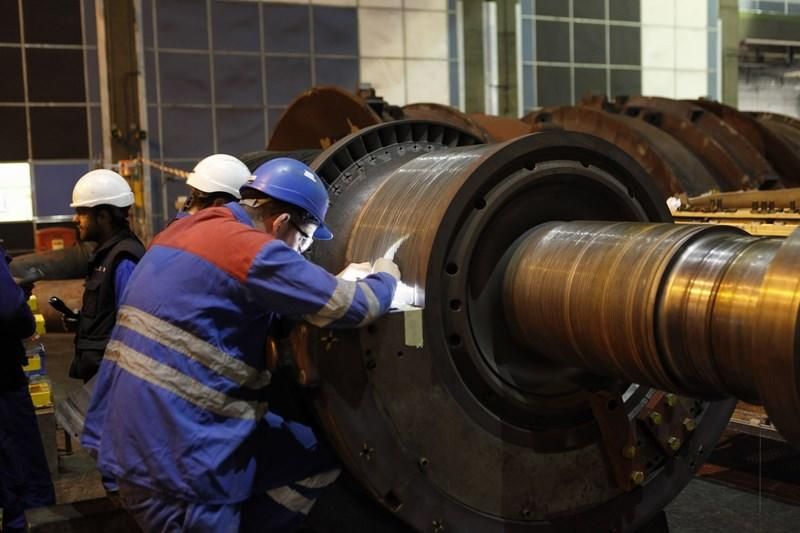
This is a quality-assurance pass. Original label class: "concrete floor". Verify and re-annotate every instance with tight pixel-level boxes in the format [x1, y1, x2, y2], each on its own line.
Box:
[666, 479, 800, 532]
[38, 333, 800, 531]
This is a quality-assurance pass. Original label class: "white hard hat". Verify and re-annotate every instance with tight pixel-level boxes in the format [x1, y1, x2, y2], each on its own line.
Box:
[70, 169, 134, 208]
[187, 154, 253, 199]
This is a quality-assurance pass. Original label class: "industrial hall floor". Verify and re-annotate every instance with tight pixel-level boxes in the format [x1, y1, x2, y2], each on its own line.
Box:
[34, 333, 800, 532]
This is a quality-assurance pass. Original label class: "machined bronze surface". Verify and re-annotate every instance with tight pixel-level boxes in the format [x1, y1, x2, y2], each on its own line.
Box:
[505, 221, 800, 442]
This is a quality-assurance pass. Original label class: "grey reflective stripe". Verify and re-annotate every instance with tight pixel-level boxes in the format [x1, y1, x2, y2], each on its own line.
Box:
[117, 305, 271, 389]
[357, 282, 381, 327]
[304, 278, 357, 327]
[266, 486, 316, 515]
[105, 340, 269, 421]
[295, 468, 341, 490]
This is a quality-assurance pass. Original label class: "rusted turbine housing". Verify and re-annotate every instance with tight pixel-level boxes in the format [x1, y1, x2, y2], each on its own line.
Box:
[522, 106, 722, 198]
[691, 99, 800, 187]
[300, 120, 735, 532]
[267, 86, 382, 151]
[614, 96, 779, 190]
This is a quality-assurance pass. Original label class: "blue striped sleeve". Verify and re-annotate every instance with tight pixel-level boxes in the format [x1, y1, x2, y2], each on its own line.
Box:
[0, 252, 25, 321]
[246, 241, 396, 328]
[114, 258, 138, 306]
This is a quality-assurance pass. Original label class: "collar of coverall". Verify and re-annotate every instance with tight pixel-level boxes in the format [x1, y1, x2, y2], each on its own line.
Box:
[225, 201, 256, 228]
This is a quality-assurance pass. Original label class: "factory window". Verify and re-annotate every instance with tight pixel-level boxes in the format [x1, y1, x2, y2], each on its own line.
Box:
[519, 0, 719, 114]
[0, 163, 33, 223]
[0, 0, 101, 251]
[357, 0, 454, 108]
[740, 0, 800, 13]
[141, 0, 363, 227]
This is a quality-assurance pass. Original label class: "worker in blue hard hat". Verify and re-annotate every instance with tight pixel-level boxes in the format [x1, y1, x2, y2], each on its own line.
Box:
[0, 244, 55, 532]
[82, 157, 400, 532]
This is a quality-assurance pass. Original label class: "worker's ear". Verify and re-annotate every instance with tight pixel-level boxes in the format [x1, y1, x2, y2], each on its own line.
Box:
[95, 208, 111, 226]
[270, 213, 290, 236]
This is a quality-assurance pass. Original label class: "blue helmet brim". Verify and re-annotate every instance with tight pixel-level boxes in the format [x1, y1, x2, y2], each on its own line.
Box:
[314, 224, 333, 240]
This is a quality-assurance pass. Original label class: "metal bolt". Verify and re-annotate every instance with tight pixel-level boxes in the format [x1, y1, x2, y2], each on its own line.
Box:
[622, 445, 637, 459]
[418, 457, 429, 470]
[360, 442, 375, 461]
[667, 436, 682, 451]
[649, 411, 663, 425]
[665, 393, 677, 407]
[521, 508, 532, 519]
[682, 417, 696, 432]
[630, 471, 645, 485]
[432, 519, 445, 533]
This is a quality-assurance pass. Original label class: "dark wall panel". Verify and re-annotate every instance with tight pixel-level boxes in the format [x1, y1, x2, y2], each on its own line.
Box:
[0, 107, 28, 160]
[33, 163, 87, 217]
[26, 49, 86, 102]
[29, 107, 88, 159]
[24, 0, 82, 45]
[0, 48, 24, 101]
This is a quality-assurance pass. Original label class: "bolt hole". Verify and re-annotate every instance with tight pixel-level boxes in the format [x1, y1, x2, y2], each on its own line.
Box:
[607, 399, 619, 411]
[474, 197, 487, 210]
[366, 360, 376, 370]
[646, 461, 653, 469]
[448, 334, 462, 347]
[367, 324, 377, 334]
[445, 263, 459, 275]
[384, 490, 403, 512]
[365, 349, 372, 356]
[449, 299, 462, 311]
[397, 351, 404, 357]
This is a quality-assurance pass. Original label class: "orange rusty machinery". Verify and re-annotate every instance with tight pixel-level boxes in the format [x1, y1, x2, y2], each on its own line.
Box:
[267, 86, 800, 198]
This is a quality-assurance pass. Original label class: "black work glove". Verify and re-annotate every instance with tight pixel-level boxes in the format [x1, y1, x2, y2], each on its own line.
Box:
[20, 281, 34, 301]
[63, 311, 80, 333]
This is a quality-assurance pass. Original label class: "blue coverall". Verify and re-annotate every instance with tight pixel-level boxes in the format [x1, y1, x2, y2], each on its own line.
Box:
[0, 246, 55, 532]
[83, 202, 396, 532]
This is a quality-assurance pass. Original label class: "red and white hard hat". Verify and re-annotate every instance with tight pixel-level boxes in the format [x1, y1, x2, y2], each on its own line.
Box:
[70, 169, 134, 208]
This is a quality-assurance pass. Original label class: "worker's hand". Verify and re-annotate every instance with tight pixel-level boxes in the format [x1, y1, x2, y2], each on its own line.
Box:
[372, 257, 401, 282]
[21, 282, 34, 300]
[337, 262, 372, 281]
[62, 312, 80, 333]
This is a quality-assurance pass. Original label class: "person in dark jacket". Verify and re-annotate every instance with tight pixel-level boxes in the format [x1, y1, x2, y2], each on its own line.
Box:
[0, 245, 55, 533]
[67, 169, 145, 382]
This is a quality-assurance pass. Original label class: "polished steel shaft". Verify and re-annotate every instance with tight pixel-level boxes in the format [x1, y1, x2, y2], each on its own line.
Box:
[505, 221, 800, 442]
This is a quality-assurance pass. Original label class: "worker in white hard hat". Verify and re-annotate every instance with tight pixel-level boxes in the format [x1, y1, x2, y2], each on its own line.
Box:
[67, 169, 145, 382]
[174, 153, 254, 221]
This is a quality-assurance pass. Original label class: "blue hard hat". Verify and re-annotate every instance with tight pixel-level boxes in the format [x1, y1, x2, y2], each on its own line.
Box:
[242, 158, 333, 240]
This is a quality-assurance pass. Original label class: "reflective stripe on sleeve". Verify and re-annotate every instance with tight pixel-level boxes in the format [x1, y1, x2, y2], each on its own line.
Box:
[357, 282, 381, 327]
[304, 278, 357, 328]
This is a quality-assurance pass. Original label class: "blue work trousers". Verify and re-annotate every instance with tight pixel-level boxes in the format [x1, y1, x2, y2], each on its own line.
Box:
[0, 386, 55, 531]
[118, 412, 340, 533]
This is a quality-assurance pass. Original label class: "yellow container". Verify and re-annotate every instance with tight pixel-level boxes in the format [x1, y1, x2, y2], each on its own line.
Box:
[35, 314, 46, 335]
[23, 354, 42, 373]
[29, 380, 52, 408]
